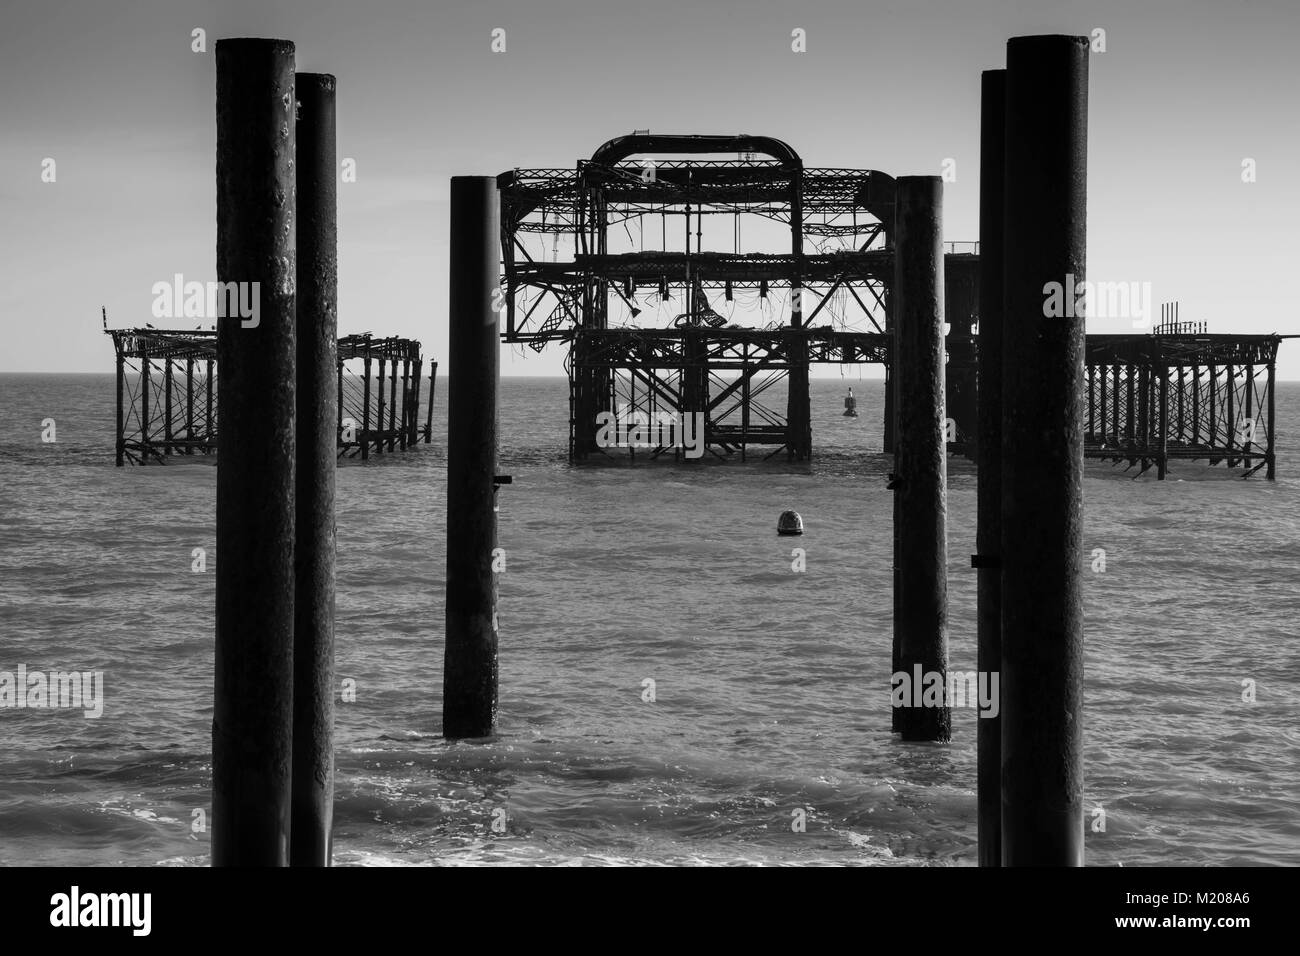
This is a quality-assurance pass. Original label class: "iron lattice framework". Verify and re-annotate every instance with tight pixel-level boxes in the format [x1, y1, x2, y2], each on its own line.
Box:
[1085, 333, 1280, 478]
[497, 133, 983, 462]
[497, 133, 1280, 476]
[106, 328, 437, 465]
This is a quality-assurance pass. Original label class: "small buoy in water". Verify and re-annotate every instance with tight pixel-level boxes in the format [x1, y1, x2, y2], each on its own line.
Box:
[777, 510, 804, 536]
[843, 386, 858, 417]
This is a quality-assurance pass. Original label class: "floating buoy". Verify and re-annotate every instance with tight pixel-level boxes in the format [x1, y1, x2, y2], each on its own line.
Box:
[777, 510, 804, 536]
[843, 386, 858, 417]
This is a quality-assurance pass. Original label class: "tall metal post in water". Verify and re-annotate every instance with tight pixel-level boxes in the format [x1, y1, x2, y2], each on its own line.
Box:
[976, 67, 1006, 867]
[444, 176, 501, 740]
[1001, 34, 1088, 866]
[892, 175, 950, 743]
[292, 71, 338, 867]
[212, 37, 297, 867]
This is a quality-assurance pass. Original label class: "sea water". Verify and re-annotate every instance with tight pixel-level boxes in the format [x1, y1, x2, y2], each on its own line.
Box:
[1, 374, 1297, 866]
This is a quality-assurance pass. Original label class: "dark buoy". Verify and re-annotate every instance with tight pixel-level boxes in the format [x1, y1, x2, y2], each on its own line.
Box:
[843, 386, 858, 417]
[777, 510, 804, 536]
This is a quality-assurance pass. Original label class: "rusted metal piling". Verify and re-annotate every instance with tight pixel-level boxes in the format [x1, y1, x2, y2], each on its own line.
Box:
[1000, 34, 1088, 866]
[975, 67, 1005, 867]
[892, 175, 950, 743]
[443, 176, 500, 740]
[291, 71, 337, 867]
[212, 37, 297, 867]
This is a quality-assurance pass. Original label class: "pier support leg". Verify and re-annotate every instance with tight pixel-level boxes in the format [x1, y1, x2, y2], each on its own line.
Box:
[444, 176, 500, 740]
[1158, 361, 1169, 479]
[205, 359, 214, 454]
[1125, 363, 1136, 459]
[291, 71, 337, 867]
[976, 68, 1005, 866]
[140, 352, 151, 462]
[1086, 365, 1095, 441]
[212, 36, 297, 867]
[944, 273, 979, 456]
[1244, 363, 1254, 469]
[1001, 33, 1087, 867]
[388, 356, 398, 451]
[409, 357, 422, 447]
[376, 353, 386, 456]
[892, 175, 949, 743]
[399, 358, 409, 451]
[1266, 360, 1276, 479]
[786, 298, 811, 461]
[1138, 364, 1149, 461]
[1192, 367, 1201, 447]
[1112, 364, 1121, 453]
[362, 349, 371, 461]
[685, 330, 709, 460]
[115, 349, 125, 467]
[186, 358, 195, 453]
[1097, 361, 1108, 447]
[338, 356, 348, 455]
[1177, 366, 1185, 443]
[1209, 363, 1218, 454]
[426, 363, 437, 442]
[1227, 363, 1236, 464]
[164, 359, 174, 456]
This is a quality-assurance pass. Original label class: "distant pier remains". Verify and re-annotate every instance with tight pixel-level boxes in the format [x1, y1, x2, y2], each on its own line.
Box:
[105, 328, 436, 465]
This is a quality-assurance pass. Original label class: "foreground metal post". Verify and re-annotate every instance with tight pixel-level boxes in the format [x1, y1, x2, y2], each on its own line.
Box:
[1001, 33, 1088, 866]
[443, 176, 500, 739]
[291, 71, 337, 867]
[892, 175, 950, 743]
[212, 37, 297, 867]
[976, 67, 1005, 866]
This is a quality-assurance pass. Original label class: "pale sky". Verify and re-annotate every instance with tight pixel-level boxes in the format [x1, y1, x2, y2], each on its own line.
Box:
[1, 0, 1296, 376]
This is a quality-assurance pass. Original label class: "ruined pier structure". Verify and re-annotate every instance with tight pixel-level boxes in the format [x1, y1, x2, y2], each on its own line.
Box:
[105, 328, 436, 465]
[499, 138, 1280, 477]
[1086, 328, 1278, 479]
